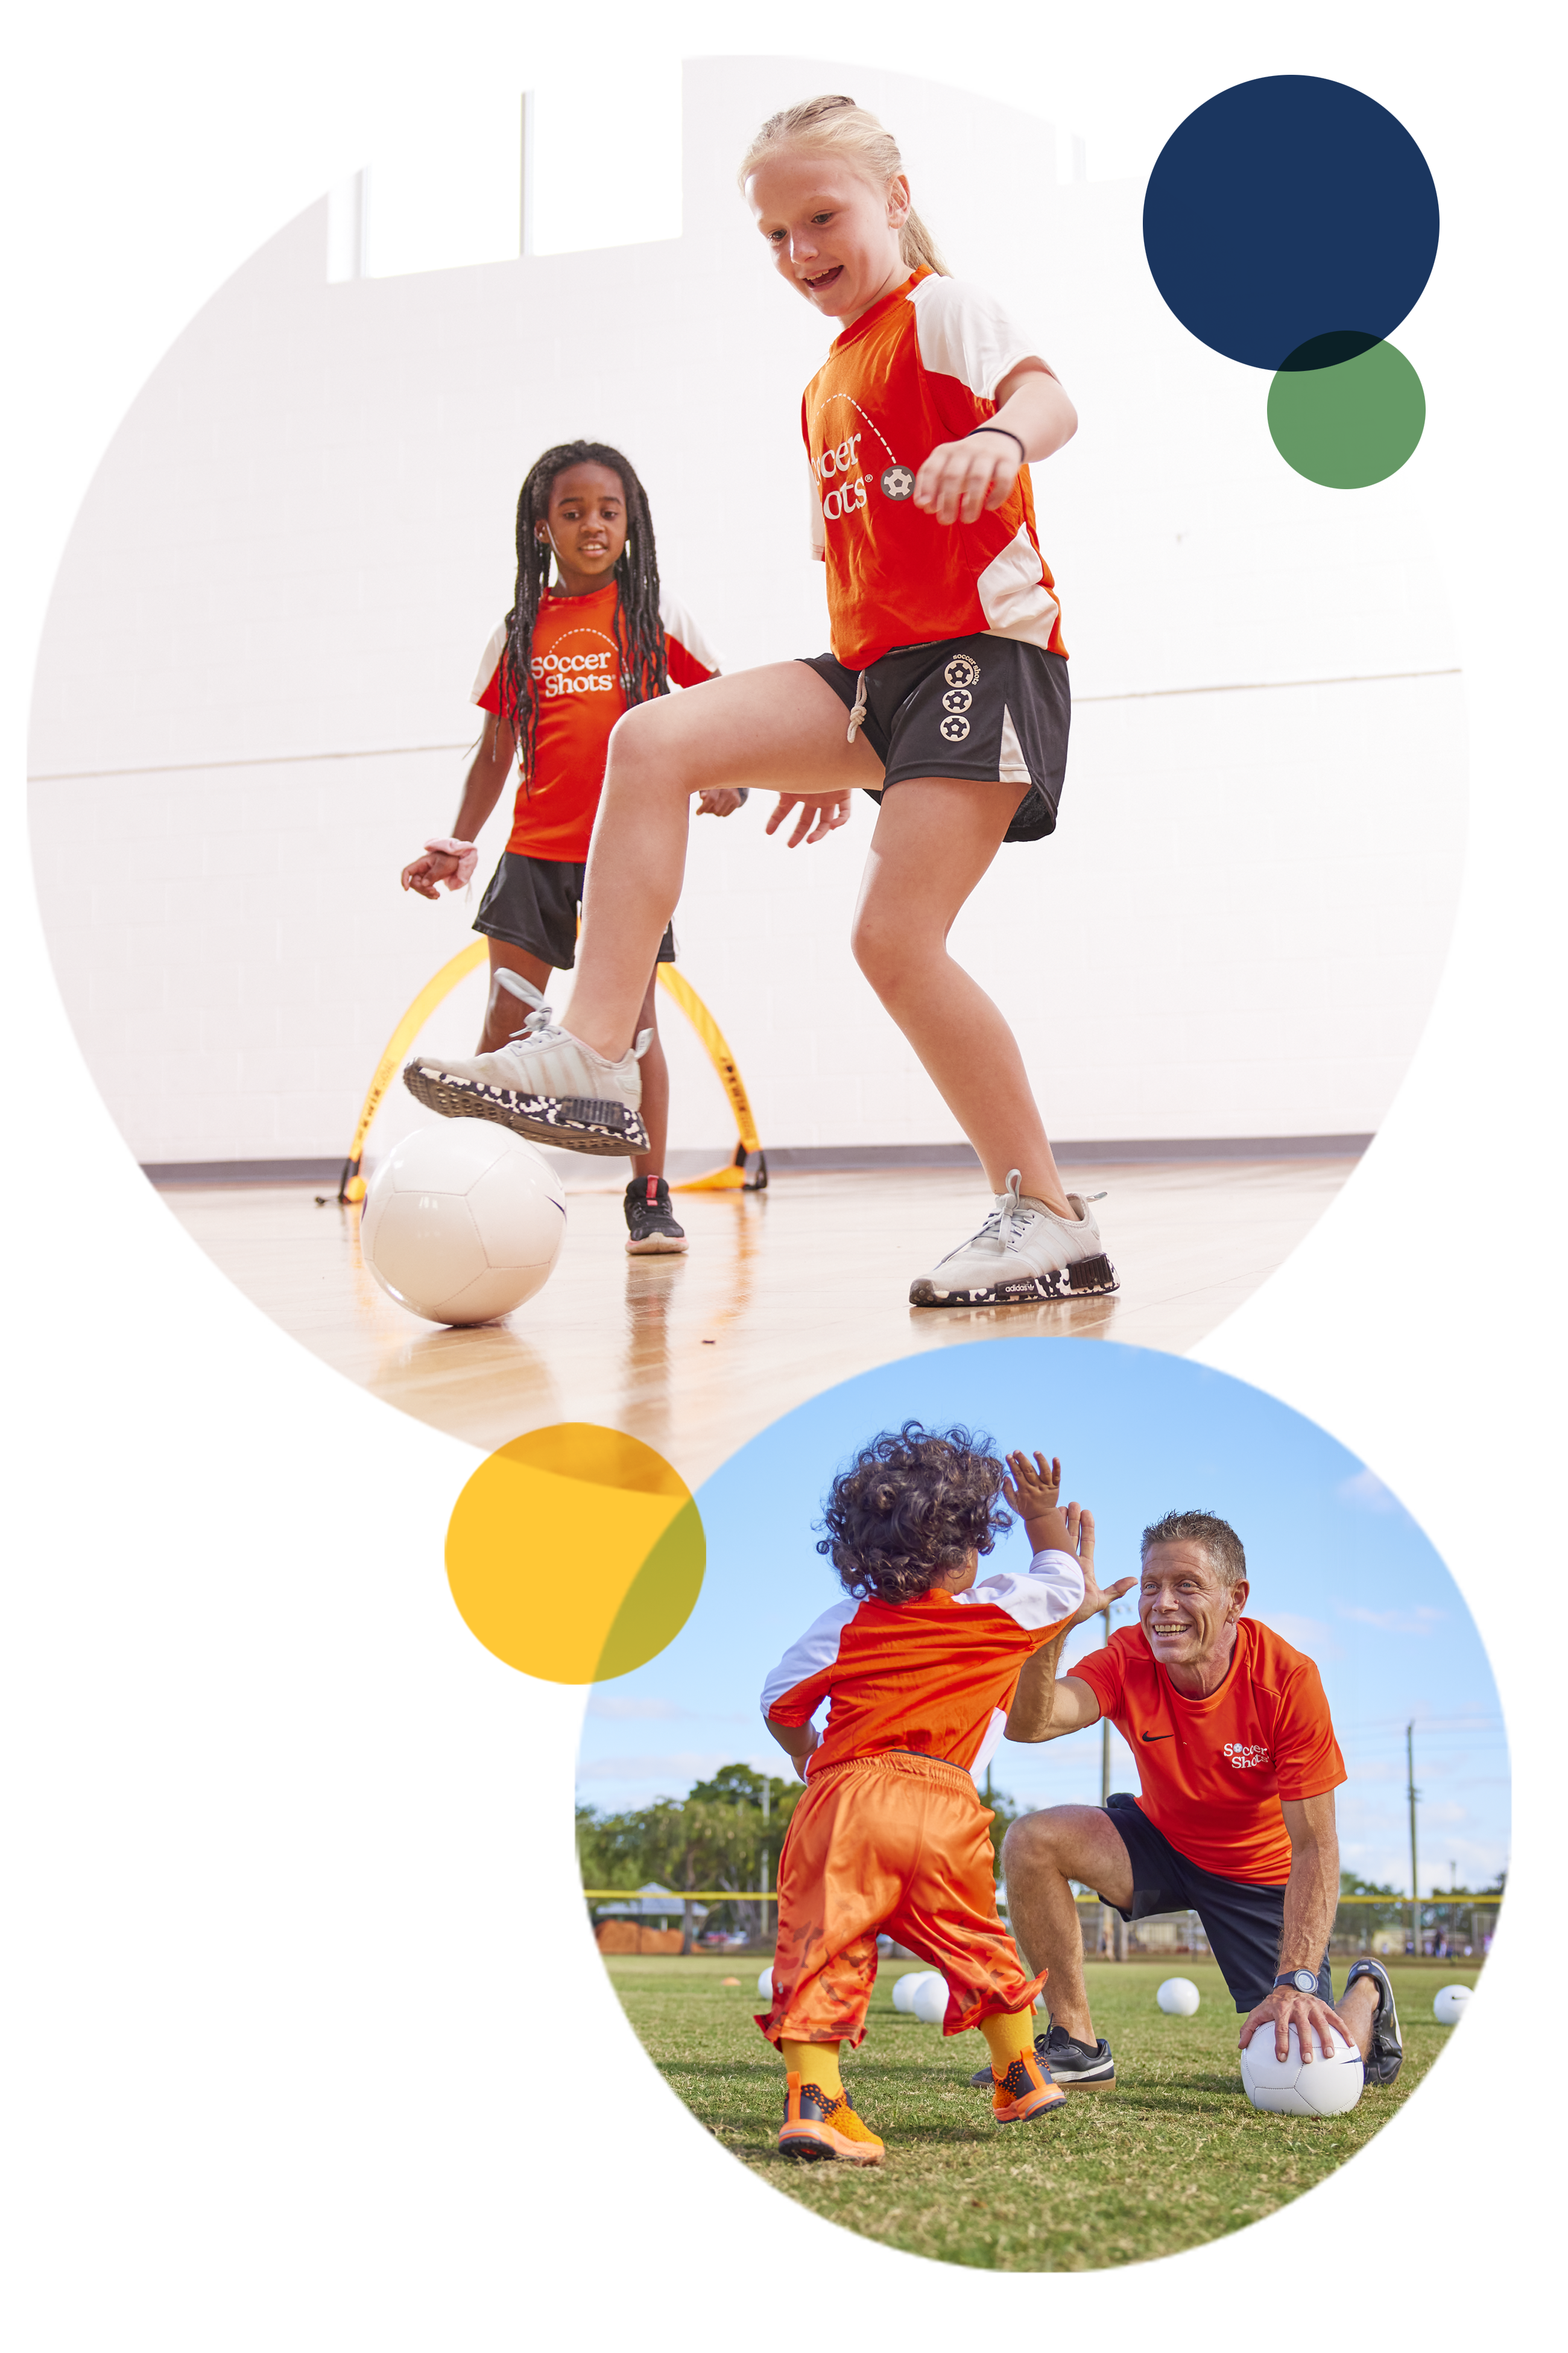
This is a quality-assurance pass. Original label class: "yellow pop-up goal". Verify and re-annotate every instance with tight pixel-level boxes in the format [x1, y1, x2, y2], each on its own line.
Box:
[336, 946, 767, 1202]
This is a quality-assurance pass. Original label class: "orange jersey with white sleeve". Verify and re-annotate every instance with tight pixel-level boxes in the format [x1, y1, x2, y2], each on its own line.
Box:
[801, 268, 1069, 671]
[761, 1548, 1084, 1781]
[473, 582, 718, 860]
[1069, 1618, 1347, 1883]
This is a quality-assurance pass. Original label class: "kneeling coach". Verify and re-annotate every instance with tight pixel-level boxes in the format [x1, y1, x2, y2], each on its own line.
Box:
[992, 1510, 1402, 2093]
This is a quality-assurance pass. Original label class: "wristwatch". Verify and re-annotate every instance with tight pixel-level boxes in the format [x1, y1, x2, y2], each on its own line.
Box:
[1272, 1969, 1319, 1994]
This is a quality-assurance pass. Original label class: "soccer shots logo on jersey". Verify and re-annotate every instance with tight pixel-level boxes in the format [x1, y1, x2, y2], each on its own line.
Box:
[533, 629, 618, 697]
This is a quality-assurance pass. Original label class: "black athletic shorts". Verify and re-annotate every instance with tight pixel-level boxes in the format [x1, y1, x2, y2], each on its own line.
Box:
[1099, 1793, 1333, 2015]
[799, 633, 1070, 845]
[473, 852, 675, 970]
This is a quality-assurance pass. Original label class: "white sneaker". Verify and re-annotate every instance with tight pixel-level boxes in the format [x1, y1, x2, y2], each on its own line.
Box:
[909, 1170, 1118, 1306]
[403, 974, 650, 1156]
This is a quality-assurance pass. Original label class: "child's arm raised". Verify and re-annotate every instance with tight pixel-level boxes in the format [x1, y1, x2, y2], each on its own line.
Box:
[401, 711, 517, 898]
[915, 359, 1078, 530]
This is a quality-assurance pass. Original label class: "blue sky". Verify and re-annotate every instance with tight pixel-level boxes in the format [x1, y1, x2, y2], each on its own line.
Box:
[575, 1340, 1508, 1891]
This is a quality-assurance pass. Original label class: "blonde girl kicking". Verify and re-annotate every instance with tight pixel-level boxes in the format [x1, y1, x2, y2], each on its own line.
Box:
[405, 97, 1114, 1306]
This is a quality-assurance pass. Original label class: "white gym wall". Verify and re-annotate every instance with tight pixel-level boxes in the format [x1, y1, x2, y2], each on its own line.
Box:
[27, 55, 1463, 1170]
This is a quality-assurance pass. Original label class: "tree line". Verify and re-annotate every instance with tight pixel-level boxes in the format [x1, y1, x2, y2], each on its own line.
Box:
[578, 1762, 1023, 1951]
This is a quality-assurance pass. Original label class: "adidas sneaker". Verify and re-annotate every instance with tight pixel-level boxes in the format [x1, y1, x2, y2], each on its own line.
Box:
[403, 972, 650, 1156]
[910, 1170, 1118, 1307]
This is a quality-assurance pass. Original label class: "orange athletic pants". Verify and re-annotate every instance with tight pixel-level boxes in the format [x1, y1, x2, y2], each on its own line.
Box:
[755, 1751, 1046, 2048]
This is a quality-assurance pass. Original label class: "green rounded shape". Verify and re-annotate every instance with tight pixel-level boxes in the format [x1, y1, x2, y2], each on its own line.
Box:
[1267, 339, 1425, 488]
[593, 1496, 707, 1682]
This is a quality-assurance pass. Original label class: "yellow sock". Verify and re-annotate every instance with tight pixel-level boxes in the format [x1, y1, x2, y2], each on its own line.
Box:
[981, 2010, 1036, 2073]
[782, 2039, 843, 2097]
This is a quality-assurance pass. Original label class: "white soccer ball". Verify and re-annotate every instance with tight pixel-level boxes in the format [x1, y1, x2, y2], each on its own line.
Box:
[1157, 1977, 1201, 2016]
[359, 1123, 566, 1325]
[1241, 2025, 1365, 2117]
[1434, 1983, 1472, 2025]
[891, 1971, 926, 2013]
[911, 1974, 949, 2025]
[757, 1966, 774, 2002]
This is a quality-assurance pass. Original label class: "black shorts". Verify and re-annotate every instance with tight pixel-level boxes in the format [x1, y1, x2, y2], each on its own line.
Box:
[473, 852, 676, 971]
[1098, 1793, 1333, 2015]
[800, 633, 1070, 845]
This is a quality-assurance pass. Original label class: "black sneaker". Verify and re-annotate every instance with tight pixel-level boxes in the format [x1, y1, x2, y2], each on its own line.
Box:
[624, 1176, 688, 1256]
[1345, 1959, 1403, 2085]
[970, 2024, 1116, 2091]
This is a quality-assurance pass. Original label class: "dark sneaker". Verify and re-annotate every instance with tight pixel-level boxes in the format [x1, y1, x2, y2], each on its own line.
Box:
[970, 2025, 1116, 2091]
[1345, 1959, 1403, 2085]
[624, 1176, 688, 1255]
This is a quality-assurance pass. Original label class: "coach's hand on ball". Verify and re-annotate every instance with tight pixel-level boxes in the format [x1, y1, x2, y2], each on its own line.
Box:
[1240, 1981, 1355, 2066]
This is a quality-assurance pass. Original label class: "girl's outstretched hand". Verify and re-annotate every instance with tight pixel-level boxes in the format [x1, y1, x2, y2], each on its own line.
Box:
[401, 849, 463, 899]
[764, 791, 853, 848]
[914, 432, 1020, 527]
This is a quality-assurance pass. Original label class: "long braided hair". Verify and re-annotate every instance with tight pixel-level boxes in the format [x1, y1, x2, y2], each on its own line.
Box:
[500, 440, 668, 783]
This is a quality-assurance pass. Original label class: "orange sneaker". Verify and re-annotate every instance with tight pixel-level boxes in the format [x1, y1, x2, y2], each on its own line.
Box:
[779, 2073, 886, 2165]
[991, 2048, 1068, 2124]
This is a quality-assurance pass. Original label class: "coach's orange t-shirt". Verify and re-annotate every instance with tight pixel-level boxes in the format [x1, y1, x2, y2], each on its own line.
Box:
[800, 268, 1068, 671]
[1070, 1618, 1346, 1883]
[473, 584, 716, 861]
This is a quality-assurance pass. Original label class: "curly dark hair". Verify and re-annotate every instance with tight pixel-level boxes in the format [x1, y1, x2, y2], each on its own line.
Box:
[815, 1423, 1012, 1604]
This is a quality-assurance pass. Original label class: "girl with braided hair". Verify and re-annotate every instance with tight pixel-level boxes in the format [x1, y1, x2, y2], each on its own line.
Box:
[400, 440, 737, 1254]
[406, 96, 1115, 1308]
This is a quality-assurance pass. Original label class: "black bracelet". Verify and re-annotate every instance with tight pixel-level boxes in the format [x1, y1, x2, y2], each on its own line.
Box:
[967, 423, 1026, 465]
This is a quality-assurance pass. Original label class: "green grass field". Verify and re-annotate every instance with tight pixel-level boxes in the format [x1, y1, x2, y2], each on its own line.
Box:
[604, 1954, 1476, 2270]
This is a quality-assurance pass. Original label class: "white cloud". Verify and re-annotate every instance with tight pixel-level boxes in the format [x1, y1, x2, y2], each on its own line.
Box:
[1327, 1458, 1563, 1534]
[1336, 1468, 1403, 1513]
[1335, 1601, 1446, 1635]
[1262, 1611, 1342, 1661]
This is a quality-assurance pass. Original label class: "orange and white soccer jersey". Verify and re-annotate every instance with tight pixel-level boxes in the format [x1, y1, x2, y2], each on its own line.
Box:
[761, 1547, 1084, 1779]
[473, 583, 717, 861]
[1070, 1618, 1347, 1883]
[801, 268, 1069, 671]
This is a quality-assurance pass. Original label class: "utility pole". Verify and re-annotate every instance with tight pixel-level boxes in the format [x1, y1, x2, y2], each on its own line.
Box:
[1406, 1721, 1420, 1959]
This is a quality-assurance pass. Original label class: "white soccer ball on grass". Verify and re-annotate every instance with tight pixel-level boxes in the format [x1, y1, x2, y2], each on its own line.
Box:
[1157, 1977, 1201, 2016]
[757, 1966, 773, 2001]
[1240, 2025, 1365, 2117]
[910, 1974, 950, 2025]
[1434, 1983, 1472, 2025]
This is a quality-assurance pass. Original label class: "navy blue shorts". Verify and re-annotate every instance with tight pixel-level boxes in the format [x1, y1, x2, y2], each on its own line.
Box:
[800, 633, 1069, 845]
[1100, 1793, 1332, 2014]
[474, 852, 675, 971]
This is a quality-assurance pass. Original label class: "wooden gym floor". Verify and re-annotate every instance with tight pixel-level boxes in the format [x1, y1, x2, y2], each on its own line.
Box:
[159, 1157, 1356, 1484]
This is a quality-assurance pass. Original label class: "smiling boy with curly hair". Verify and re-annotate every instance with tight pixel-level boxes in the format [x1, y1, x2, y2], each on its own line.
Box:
[756, 1422, 1092, 2162]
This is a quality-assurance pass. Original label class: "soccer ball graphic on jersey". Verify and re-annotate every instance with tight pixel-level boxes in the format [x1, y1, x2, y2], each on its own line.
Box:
[880, 465, 915, 499]
[1239, 2025, 1364, 2117]
[943, 654, 981, 689]
[359, 1121, 566, 1325]
[939, 713, 972, 743]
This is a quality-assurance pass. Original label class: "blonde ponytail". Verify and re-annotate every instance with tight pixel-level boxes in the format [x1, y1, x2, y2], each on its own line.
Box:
[738, 94, 950, 277]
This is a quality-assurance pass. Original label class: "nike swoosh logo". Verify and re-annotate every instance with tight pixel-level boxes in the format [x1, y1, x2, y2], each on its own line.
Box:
[1140, 1732, 1175, 1743]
